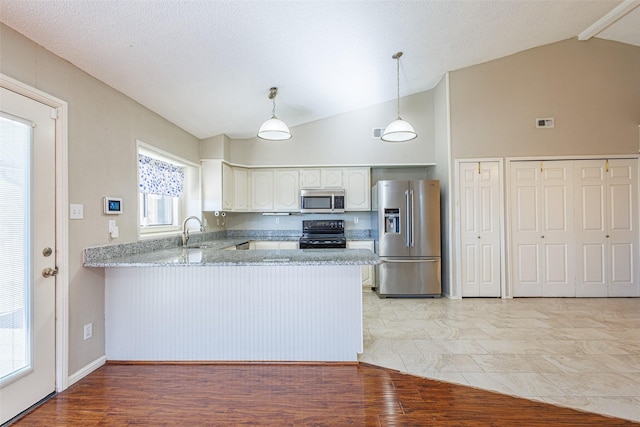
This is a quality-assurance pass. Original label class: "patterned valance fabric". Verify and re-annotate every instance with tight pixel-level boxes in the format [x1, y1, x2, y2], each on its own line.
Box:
[138, 154, 184, 198]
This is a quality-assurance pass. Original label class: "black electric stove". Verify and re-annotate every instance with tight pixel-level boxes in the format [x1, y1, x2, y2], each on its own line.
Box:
[299, 220, 346, 249]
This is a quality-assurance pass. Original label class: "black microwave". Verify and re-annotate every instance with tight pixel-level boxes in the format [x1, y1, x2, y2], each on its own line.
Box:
[300, 189, 345, 213]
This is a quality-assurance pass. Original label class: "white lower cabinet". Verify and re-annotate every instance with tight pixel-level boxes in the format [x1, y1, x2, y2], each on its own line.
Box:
[347, 241, 375, 287]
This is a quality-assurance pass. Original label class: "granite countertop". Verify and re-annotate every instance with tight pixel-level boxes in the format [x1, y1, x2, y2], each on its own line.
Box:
[84, 235, 379, 267]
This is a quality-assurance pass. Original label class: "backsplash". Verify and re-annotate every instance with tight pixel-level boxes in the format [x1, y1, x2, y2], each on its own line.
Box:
[221, 211, 372, 232]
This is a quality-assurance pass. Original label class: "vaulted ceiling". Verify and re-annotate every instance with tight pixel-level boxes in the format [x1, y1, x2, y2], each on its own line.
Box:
[1, 1, 638, 139]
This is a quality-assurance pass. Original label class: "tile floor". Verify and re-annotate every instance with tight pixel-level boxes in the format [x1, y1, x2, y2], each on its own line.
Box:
[359, 290, 640, 423]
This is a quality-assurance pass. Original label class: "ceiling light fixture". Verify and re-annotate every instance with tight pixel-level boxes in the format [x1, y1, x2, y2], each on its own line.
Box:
[257, 87, 291, 141]
[381, 52, 417, 143]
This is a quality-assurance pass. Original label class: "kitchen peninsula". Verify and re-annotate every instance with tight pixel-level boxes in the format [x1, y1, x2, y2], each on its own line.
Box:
[84, 236, 378, 362]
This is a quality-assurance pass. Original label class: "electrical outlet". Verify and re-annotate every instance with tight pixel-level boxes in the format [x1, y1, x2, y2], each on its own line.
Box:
[83, 323, 93, 340]
[70, 203, 84, 219]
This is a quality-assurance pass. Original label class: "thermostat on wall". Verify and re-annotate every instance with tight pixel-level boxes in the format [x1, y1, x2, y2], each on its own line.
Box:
[103, 197, 122, 214]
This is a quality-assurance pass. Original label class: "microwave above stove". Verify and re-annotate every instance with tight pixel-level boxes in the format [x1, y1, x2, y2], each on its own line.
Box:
[300, 189, 345, 213]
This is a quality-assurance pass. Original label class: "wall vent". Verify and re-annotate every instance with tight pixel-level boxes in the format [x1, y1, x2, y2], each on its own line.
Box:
[536, 118, 555, 128]
[372, 128, 385, 139]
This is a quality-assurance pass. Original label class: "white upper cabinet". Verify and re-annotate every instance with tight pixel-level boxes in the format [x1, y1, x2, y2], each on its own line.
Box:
[221, 163, 234, 211]
[300, 169, 322, 188]
[344, 168, 371, 211]
[233, 167, 249, 211]
[250, 169, 274, 211]
[321, 169, 343, 188]
[274, 169, 300, 211]
[204, 164, 369, 212]
[202, 160, 234, 212]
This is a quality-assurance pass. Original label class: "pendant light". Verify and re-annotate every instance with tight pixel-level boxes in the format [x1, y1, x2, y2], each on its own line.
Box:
[381, 52, 417, 143]
[257, 87, 292, 141]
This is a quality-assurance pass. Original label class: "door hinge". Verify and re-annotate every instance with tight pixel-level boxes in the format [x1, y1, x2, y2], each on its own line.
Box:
[478, 162, 481, 174]
[605, 159, 609, 172]
[50, 108, 59, 120]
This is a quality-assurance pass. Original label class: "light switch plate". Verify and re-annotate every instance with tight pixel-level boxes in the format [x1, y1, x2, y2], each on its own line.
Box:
[70, 203, 84, 219]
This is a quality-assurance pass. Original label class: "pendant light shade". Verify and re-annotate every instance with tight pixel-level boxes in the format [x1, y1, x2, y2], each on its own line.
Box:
[258, 87, 291, 141]
[381, 52, 417, 143]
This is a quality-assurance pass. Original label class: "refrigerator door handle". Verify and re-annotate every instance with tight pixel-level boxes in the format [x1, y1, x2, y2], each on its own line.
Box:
[404, 190, 410, 247]
[409, 189, 415, 247]
[382, 259, 439, 263]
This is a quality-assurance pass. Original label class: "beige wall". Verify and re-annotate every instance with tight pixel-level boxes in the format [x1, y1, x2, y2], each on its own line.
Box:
[0, 24, 200, 375]
[227, 91, 435, 167]
[449, 38, 640, 159]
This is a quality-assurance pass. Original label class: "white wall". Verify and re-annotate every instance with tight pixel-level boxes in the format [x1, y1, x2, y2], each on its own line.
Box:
[227, 91, 435, 167]
[0, 23, 200, 375]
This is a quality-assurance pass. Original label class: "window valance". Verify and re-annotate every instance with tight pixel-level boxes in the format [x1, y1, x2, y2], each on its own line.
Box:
[138, 154, 184, 198]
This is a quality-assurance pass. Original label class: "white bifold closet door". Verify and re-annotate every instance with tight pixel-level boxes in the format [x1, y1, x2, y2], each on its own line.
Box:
[459, 161, 501, 297]
[574, 159, 639, 297]
[510, 161, 575, 297]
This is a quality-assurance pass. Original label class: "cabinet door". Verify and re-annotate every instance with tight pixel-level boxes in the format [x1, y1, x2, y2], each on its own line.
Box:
[202, 160, 223, 212]
[222, 163, 234, 211]
[510, 160, 574, 297]
[250, 169, 274, 211]
[300, 169, 322, 188]
[233, 167, 249, 211]
[321, 168, 343, 188]
[459, 162, 501, 297]
[274, 169, 300, 211]
[575, 159, 638, 297]
[344, 168, 371, 211]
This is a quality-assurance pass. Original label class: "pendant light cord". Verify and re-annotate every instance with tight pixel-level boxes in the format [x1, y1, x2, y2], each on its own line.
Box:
[393, 52, 403, 119]
[269, 87, 278, 119]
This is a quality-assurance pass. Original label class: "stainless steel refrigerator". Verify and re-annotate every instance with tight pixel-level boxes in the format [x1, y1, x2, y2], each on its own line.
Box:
[372, 180, 441, 297]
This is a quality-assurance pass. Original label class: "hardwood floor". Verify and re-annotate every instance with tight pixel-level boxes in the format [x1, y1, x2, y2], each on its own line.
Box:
[11, 362, 637, 426]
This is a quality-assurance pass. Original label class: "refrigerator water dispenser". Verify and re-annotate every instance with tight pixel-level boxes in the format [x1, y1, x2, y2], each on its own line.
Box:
[384, 209, 400, 234]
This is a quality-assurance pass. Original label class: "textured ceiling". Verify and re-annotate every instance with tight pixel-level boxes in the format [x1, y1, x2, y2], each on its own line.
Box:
[1, 0, 638, 139]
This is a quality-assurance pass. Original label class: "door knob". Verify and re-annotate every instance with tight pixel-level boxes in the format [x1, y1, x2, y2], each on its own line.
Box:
[42, 267, 59, 278]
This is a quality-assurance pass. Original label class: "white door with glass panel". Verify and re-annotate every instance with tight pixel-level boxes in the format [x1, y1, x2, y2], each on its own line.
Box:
[0, 88, 57, 424]
[459, 161, 502, 297]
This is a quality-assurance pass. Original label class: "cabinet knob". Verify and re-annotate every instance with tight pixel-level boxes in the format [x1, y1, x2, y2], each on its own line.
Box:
[477, 236, 481, 239]
[606, 235, 610, 238]
[541, 235, 545, 239]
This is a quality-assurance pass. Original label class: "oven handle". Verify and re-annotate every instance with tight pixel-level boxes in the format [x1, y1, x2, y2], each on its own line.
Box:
[381, 259, 438, 263]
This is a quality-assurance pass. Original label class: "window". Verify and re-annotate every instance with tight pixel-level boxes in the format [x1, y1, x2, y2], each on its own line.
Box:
[137, 142, 200, 236]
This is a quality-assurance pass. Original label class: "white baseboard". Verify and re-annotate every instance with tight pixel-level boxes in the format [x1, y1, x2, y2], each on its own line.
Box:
[66, 355, 107, 388]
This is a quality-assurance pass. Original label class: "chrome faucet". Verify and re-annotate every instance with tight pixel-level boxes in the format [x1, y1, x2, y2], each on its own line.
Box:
[182, 216, 204, 247]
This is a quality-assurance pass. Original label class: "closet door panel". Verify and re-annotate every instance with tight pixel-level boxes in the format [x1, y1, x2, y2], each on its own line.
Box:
[606, 159, 638, 296]
[459, 161, 501, 297]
